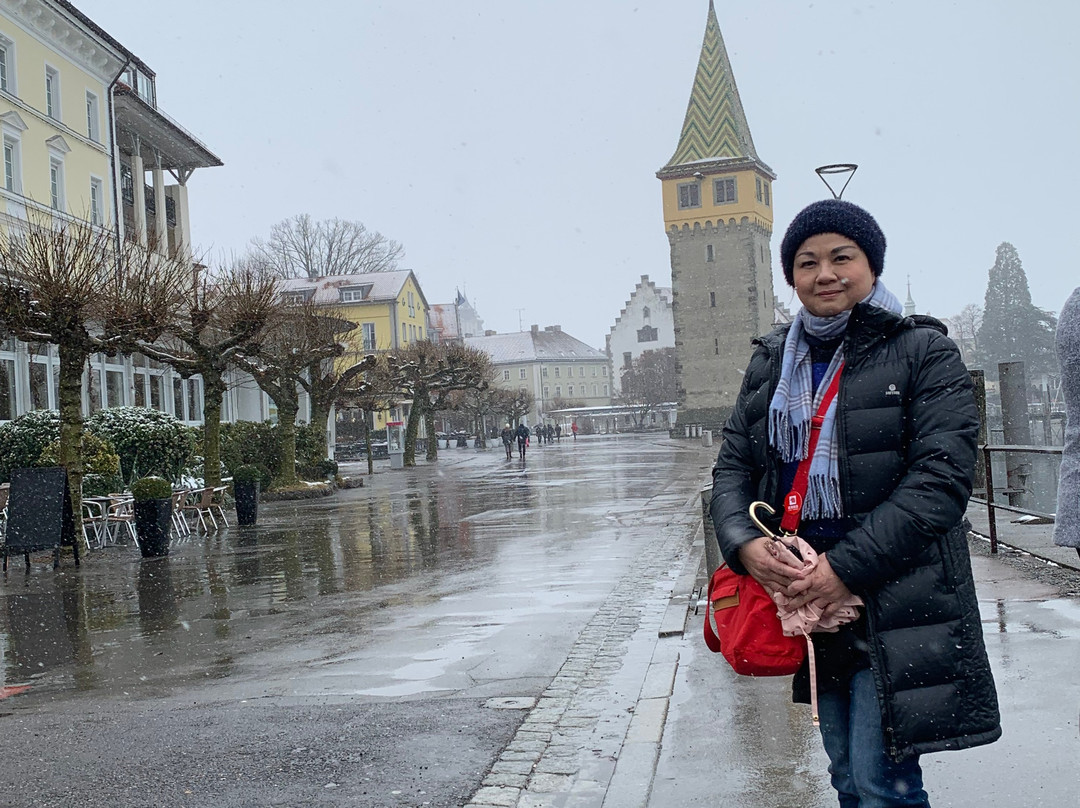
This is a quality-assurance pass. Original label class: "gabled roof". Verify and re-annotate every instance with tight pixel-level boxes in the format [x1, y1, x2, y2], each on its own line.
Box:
[465, 327, 605, 365]
[664, 1, 760, 169]
[279, 270, 428, 309]
[609, 275, 673, 337]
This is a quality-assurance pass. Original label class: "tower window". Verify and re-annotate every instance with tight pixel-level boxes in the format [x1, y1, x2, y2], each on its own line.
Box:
[714, 177, 737, 204]
[706, 244, 714, 262]
[710, 291, 716, 308]
[677, 182, 701, 209]
[763, 182, 771, 206]
[642, 305, 650, 321]
[755, 177, 763, 202]
[715, 338, 719, 355]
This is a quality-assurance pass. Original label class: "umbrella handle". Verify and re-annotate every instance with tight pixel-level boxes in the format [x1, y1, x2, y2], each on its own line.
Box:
[749, 501, 778, 537]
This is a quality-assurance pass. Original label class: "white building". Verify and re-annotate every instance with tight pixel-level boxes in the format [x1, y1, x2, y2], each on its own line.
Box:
[605, 275, 675, 394]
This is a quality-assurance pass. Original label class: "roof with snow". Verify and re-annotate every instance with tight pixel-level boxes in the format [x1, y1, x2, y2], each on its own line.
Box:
[465, 326, 605, 365]
[279, 270, 427, 308]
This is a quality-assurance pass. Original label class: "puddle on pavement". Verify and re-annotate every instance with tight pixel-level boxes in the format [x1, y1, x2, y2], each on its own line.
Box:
[0, 438, 704, 702]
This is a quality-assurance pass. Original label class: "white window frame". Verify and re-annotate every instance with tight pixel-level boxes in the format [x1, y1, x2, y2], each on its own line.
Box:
[503, 369, 510, 381]
[0, 34, 15, 95]
[568, 384, 574, 397]
[89, 176, 104, 225]
[3, 133, 20, 193]
[85, 90, 100, 141]
[519, 368, 526, 380]
[45, 65, 60, 121]
[49, 157, 64, 210]
[361, 322, 376, 351]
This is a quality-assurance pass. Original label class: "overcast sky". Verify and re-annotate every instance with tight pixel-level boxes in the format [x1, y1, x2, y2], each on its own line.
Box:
[76, 0, 1079, 349]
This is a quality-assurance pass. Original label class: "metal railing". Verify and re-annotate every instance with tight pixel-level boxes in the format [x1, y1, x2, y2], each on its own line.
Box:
[972, 444, 1062, 553]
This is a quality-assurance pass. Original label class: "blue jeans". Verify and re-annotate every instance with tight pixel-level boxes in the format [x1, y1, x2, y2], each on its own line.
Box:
[817, 668, 929, 807]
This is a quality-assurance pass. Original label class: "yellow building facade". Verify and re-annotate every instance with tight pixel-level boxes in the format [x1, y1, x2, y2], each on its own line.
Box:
[0, 1, 223, 424]
[0, 2, 115, 226]
[279, 270, 430, 431]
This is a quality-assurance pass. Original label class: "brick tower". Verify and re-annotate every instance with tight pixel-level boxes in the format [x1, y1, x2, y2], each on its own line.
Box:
[657, 1, 776, 428]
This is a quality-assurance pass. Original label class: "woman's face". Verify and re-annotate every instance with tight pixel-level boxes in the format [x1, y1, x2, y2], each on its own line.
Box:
[792, 233, 876, 317]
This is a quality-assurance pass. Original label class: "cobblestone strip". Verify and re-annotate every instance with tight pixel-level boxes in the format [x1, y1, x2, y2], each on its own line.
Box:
[465, 491, 700, 808]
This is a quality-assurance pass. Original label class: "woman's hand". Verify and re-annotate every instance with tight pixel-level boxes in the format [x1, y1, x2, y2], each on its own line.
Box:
[737, 536, 805, 595]
[782, 553, 854, 614]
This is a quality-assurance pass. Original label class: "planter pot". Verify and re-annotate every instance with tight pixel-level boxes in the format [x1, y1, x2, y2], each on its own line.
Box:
[234, 481, 260, 526]
[134, 498, 172, 557]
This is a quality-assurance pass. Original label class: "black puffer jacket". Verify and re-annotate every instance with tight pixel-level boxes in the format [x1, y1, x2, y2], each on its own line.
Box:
[710, 302, 1001, 761]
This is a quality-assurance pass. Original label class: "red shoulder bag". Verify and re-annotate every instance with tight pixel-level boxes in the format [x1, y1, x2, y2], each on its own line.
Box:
[703, 365, 843, 676]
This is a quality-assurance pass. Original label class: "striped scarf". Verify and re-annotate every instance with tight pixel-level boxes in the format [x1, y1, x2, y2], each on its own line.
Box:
[769, 281, 904, 519]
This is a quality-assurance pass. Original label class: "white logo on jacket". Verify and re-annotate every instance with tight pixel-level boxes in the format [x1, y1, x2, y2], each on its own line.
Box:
[885, 383, 901, 397]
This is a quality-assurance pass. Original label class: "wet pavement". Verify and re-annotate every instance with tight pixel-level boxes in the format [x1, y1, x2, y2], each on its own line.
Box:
[0, 434, 715, 807]
[2, 433, 1079, 807]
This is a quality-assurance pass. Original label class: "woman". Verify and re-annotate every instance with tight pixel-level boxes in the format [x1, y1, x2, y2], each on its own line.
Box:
[711, 199, 1000, 807]
[1054, 287, 1080, 559]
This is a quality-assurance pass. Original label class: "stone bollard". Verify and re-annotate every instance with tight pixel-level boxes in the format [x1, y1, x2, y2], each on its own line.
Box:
[684, 425, 691, 438]
[702, 429, 713, 447]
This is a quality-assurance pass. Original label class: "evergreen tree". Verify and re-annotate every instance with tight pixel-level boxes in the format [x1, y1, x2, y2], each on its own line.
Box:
[976, 242, 1057, 377]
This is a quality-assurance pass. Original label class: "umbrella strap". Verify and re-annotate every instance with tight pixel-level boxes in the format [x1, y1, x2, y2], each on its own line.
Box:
[805, 631, 819, 727]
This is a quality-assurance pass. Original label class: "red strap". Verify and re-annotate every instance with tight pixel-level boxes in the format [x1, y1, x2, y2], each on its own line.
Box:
[779, 362, 844, 534]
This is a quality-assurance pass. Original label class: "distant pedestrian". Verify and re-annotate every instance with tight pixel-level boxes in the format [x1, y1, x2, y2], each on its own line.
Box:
[555, 424, 562, 442]
[545, 424, 554, 444]
[571, 422, 578, 440]
[501, 424, 514, 460]
[1054, 287, 1080, 560]
[515, 422, 530, 459]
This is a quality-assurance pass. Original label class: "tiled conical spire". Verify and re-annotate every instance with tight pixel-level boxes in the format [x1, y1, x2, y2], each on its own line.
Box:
[665, 1, 759, 168]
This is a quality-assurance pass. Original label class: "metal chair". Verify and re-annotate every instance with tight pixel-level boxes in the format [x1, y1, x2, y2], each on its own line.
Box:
[210, 485, 230, 528]
[170, 488, 190, 537]
[81, 498, 107, 550]
[181, 486, 218, 532]
[105, 494, 138, 546]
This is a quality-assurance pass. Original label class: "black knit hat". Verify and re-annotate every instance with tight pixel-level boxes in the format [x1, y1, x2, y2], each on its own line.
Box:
[780, 199, 886, 286]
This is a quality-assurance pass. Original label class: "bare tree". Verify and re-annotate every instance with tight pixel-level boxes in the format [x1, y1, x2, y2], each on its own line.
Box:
[231, 300, 350, 486]
[0, 217, 189, 515]
[138, 258, 280, 486]
[385, 341, 491, 466]
[250, 214, 404, 279]
[301, 336, 377, 463]
[338, 354, 399, 475]
[616, 348, 678, 428]
[943, 303, 983, 367]
[493, 387, 535, 428]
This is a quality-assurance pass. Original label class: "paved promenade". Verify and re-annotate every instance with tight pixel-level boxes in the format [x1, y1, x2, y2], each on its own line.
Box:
[467, 450, 1080, 807]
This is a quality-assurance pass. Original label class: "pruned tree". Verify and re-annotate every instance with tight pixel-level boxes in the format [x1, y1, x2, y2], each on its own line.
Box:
[250, 214, 403, 279]
[338, 353, 399, 475]
[977, 242, 1058, 377]
[493, 387, 535, 428]
[386, 341, 491, 466]
[443, 372, 502, 448]
[138, 257, 280, 486]
[231, 299, 351, 486]
[0, 216, 189, 517]
[302, 335, 378, 463]
[616, 348, 678, 428]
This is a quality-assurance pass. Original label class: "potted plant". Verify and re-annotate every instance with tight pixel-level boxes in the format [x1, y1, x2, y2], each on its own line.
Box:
[131, 475, 174, 557]
[232, 464, 261, 526]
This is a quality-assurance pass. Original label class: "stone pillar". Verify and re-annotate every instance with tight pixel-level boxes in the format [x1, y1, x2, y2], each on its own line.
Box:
[130, 151, 147, 247]
[152, 161, 167, 255]
[998, 361, 1032, 508]
[170, 182, 190, 257]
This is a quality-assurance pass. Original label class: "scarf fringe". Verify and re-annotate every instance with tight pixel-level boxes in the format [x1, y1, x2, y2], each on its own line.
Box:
[803, 475, 844, 520]
[770, 408, 811, 462]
